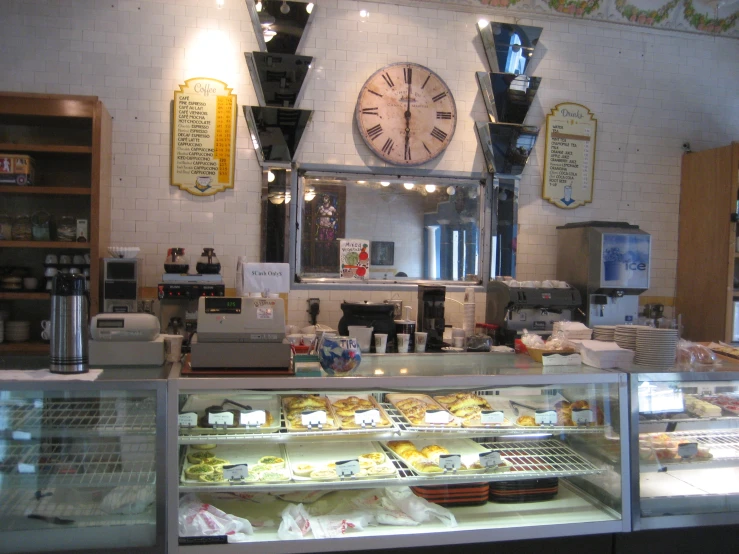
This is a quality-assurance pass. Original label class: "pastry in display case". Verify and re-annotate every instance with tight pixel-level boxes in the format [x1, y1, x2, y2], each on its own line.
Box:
[170, 354, 630, 552]
[629, 370, 739, 529]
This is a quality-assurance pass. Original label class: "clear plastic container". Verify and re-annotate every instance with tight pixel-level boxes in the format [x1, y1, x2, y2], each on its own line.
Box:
[56, 215, 76, 242]
[11, 214, 32, 241]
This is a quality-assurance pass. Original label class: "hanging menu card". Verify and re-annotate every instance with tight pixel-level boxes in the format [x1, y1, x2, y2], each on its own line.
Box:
[542, 102, 597, 209]
[171, 78, 237, 196]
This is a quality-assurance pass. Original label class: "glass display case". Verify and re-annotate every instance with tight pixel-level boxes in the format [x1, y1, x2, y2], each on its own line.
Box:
[0, 365, 167, 553]
[168, 353, 630, 553]
[628, 366, 739, 530]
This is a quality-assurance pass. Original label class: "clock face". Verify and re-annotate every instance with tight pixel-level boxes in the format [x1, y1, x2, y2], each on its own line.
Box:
[355, 63, 457, 166]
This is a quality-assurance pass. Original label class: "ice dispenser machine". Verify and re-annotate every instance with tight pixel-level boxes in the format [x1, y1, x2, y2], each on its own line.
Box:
[556, 221, 651, 326]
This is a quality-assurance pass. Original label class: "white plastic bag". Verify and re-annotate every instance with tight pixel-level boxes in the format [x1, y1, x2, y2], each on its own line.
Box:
[277, 503, 311, 540]
[384, 487, 457, 527]
[100, 485, 155, 515]
[179, 494, 253, 543]
[311, 512, 370, 539]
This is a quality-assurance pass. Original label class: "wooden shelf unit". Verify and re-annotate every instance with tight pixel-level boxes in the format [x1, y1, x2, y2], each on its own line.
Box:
[676, 142, 739, 342]
[0, 92, 112, 348]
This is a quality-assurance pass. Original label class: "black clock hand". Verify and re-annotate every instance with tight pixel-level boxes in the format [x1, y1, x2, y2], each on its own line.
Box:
[405, 67, 412, 158]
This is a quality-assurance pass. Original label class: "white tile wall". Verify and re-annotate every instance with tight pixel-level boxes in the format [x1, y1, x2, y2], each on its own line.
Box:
[1, 0, 738, 314]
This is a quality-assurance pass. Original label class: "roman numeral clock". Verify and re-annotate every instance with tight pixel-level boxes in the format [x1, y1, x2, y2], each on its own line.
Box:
[355, 63, 457, 166]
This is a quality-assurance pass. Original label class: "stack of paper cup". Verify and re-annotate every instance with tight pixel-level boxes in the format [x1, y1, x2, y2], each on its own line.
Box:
[463, 287, 475, 337]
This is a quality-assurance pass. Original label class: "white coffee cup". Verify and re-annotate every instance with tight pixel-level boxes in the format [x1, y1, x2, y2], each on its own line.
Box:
[374, 333, 388, 354]
[453, 336, 465, 348]
[348, 325, 373, 353]
[397, 333, 410, 353]
[415, 332, 428, 352]
[164, 335, 184, 362]
[45, 280, 53, 291]
[23, 277, 38, 290]
[286, 334, 303, 346]
[44, 267, 58, 277]
[69, 267, 81, 274]
[59, 255, 72, 265]
[73, 255, 85, 264]
[45, 254, 58, 264]
[41, 320, 51, 340]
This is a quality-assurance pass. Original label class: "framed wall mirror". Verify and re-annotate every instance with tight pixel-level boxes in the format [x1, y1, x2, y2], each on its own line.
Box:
[290, 170, 491, 285]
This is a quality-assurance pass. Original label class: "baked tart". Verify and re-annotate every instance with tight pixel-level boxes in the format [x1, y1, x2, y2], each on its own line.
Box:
[185, 463, 214, 479]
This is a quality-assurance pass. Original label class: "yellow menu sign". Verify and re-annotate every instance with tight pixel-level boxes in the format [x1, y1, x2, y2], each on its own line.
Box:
[171, 78, 237, 196]
[542, 102, 597, 209]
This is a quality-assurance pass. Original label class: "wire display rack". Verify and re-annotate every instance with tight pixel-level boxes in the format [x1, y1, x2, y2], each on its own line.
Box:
[178, 439, 604, 493]
[1, 397, 156, 437]
[641, 429, 739, 466]
[0, 439, 156, 488]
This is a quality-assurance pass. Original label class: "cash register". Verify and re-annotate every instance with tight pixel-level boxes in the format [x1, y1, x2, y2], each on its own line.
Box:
[188, 296, 292, 374]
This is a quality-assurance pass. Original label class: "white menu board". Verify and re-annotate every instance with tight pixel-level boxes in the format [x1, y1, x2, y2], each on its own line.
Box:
[542, 102, 597, 210]
[171, 77, 237, 196]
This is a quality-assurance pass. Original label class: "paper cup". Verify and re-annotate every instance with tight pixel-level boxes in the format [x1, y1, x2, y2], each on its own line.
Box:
[414, 332, 428, 352]
[164, 335, 184, 362]
[374, 333, 388, 354]
[397, 333, 410, 353]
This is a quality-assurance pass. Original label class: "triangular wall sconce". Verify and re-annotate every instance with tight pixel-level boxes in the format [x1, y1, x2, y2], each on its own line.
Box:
[243, 105, 313, 167]
[475, 122, 539, 176]
[477, 22, 542, 75]
[246, 0, 315, 55]
[476, 72, 542, 125]
[245, 52, 313, 108]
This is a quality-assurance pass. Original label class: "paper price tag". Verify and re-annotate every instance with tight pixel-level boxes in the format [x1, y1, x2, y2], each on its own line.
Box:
[439, 454, 461, 471]
[207, 411, 234, 426]
[178, 412, 198, 427]
[301, 410, 327, 427]
[12, 431, 32, 441]
[336, 459, 360, 477]
[678, 442, 698, 458]
[425, 409, 451, 425]
[535, 410, 557, 425]
[354, 408, 380, 426]
[479, 451, 502, 468]
[222, 464, 249, 481]
[572, 409, 594, 425]
[480, 410, 505, 424]
[240, 410, 266, 427]
[17, 463, 35, 474]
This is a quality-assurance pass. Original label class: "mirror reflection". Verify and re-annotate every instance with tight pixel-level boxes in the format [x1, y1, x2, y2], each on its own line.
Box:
[476, 72, 541, 125]
[260, 168, 291, 262]
[243, 105, 313, 164]
[248, 0, 314, 54]
[475, 122, 539, 176]
[491, 177, 518, 278]
[478, 22, 542, 75]
[245, 52, 313, 108]
[296, 176, 483, 282]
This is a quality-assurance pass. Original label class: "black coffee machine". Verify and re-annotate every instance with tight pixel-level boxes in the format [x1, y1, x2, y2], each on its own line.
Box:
[417, 285, 446, 351]
[338, 302, 396, 353]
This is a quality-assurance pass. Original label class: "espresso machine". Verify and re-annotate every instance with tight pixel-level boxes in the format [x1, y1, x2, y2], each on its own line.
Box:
[417, 285, 446, 351]
[485, 280, 582, 345]
[556, 221, 651, 327]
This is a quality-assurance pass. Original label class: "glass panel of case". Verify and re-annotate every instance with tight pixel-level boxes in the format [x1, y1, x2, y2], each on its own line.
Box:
[635, 378, 739, 518]
[176, 382, 623, 546]
[0, 389, 158, 553]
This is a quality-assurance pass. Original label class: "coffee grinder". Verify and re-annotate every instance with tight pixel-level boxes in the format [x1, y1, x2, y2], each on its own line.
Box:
[417, 284, 446, 351]
[556, 221, 651, 327]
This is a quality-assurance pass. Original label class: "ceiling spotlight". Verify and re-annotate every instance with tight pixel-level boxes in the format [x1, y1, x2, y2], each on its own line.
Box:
[478, 19, 489, 28]
[264, 29, 276, 42]
[380, 181, 390, 187]
[446, 186, 456, 195]
[280, 0, 290, 14]
[358, 181, 366, 184]
[403, 183, 414, 190]
[255, 1, 262, 11]
[425, 184, 437, 193]
[267, 170, 275, 182]
[306, 2, 314, 14]
[268, 194, 284, 205]
[216, 0, 224, 9]
[360, 9, 369, 17]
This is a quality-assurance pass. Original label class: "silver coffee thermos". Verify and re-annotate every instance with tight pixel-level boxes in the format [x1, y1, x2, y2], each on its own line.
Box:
[50, 273, 89, 374]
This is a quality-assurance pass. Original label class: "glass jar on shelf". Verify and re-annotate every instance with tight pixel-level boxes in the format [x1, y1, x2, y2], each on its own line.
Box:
[11, 214, 32, 241]
[0, 213, 11, 240]
[31, 211, 51, 241]
[56, 215, 76, 242]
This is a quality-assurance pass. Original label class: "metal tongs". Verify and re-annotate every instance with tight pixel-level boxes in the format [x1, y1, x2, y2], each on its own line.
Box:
[508, 400, 540, 416]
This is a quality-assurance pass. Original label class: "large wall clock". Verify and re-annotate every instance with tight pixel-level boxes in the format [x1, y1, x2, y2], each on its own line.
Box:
[355, 62, 457, 166]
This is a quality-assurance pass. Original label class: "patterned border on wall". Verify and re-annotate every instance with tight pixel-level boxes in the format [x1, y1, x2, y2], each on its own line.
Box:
[478, 0, 738, 35]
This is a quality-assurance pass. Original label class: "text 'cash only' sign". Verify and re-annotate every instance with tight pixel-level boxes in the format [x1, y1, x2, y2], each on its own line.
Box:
[171, 77, 237, 196]
[542, 102, 597, 210]
[237, 261, 290, 296]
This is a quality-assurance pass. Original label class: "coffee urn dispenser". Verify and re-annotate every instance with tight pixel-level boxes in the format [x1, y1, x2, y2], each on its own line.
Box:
[417, 284, 446, 351]
[49, 273, 89, 374]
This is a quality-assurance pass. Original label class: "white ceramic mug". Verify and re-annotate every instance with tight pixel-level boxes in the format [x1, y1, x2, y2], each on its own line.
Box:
[23, 277, 38, 290]
[41, 320, 51, 341]
[45, 254, 58, 264]
[286, 334, 303, 346]
[59, 255, 72, 265]
[453, 336, 465, 348]
[44, 267, 58, 277]
[374, 333, 388, 354]
[397, 333, 410, 353]
[415, 332, 428, 352]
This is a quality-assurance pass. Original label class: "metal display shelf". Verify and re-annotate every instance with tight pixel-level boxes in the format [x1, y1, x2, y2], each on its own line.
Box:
[1, 397, 157, 438]
[0, 440, 156, 488]
[178, 438, 603, 494]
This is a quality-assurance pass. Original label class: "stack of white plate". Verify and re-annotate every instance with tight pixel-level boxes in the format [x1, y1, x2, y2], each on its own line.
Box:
[635, 328, 679, 367]
[614, 325, 640, 350]
[593, 325, 616, 341]
[5, 320, 30, 343]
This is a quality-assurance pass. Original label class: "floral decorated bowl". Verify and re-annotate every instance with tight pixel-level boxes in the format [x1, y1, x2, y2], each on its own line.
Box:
[317, 335, 362, 376]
